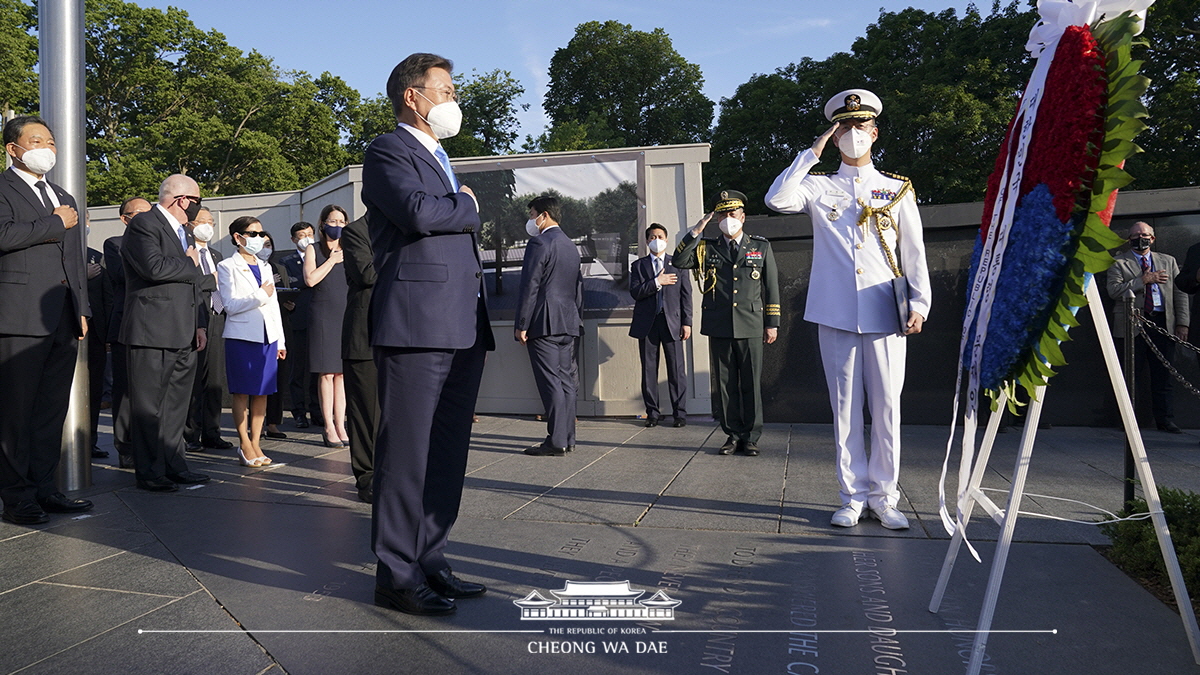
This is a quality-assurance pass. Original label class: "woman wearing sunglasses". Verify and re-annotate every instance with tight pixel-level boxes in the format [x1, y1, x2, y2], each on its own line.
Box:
[217, 216, 287, 467]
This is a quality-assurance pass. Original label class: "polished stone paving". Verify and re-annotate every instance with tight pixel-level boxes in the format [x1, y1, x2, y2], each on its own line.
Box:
[3, 413, 1200, 674]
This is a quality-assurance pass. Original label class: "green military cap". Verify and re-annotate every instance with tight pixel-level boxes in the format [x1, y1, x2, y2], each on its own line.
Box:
[713, 190, 747, 213]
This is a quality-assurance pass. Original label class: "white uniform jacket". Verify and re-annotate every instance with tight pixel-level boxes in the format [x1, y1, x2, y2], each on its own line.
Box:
[766, 148, 932, 334]
[217, 254, 286, 348]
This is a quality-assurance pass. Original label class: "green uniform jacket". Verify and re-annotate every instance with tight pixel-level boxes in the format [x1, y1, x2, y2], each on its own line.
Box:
[674, 231, 780, 339]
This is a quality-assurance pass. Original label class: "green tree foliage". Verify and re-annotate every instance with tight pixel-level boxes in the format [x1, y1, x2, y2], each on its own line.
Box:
[542, 20, 713, 149]
[1126, 0, 1200, 190]
[0, 0, 37, 115]
[443, 69, 529, 158]
[710, 2, 1037, 210]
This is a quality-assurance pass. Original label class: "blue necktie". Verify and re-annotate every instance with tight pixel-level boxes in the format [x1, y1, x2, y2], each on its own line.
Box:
[433, 145, 459, 191]
[177, 224, 188, 252]
[654, 257, 664, 315]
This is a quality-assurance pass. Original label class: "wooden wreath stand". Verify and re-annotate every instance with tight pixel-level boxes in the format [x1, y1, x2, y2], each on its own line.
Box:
[928, 281, 1200, 675]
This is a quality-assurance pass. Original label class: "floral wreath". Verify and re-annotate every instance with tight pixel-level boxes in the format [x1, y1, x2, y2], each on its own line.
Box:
[942, 0, 1154, 540]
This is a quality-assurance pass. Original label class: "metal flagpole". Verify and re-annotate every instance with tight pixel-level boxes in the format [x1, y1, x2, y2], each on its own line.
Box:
[39, 0, 91, 490]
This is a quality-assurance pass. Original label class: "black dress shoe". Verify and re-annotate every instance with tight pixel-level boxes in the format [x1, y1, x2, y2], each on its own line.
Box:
[524, 443, 566, 456]
[186, 442, 203, 453]
[357, 486, 373, 504]
[137, 478, 179, 492]
[718, 436, 737, 455]
[118, 453, 135, 469]
[293, 415, 310, 429]
[265, 430, 288, 439]
[375, 582, 456, 616]
[91, 447, 110, 459]
[673, 417, 687, 428]
[203, 438, 234, 450]
[166, 471, 210, 484]
[566, 445, 575, 453]
[427, 568, 486, 599]
[39, 492, 94, 513]
[2, 500, 49, 524]
[1158, 421, 1183, 434]
[644, 417, 659, 428]
[743, 442, 760, 457]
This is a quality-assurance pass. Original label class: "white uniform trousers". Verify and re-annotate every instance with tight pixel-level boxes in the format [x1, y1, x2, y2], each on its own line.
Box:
[818, 324, 906, 512]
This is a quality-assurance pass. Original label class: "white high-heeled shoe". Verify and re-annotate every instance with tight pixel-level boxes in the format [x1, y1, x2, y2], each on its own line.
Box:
[238, 448, 264, 467]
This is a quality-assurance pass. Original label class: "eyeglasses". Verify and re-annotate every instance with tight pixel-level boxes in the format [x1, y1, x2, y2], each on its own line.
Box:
[413, 86, 458, 102]
[240, 231, 267, 238]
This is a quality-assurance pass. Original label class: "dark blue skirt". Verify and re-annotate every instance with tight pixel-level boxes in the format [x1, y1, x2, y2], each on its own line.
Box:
[226, 339, 279, 396]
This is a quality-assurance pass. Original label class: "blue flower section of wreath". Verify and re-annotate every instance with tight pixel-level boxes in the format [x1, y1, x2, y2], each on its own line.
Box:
[976, 183, 1074, 391]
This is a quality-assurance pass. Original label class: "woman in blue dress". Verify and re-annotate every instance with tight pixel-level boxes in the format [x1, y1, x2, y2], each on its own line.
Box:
[218, 216, 287, 467]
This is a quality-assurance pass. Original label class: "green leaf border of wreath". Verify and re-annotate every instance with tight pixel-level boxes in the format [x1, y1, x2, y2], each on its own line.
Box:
[994, 11, 1149, 411]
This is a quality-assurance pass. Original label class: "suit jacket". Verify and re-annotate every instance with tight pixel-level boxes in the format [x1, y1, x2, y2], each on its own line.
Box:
[362, 126, 495, 351]
[629, 252, 692, 340]
[674, 232, 780, 339]
[86, 247, 113, 342]
[1108, 249, 1188, 339]
[0, 167, 88, 336]
[104, 235, 127, 335]
[278, 249, 312, 329]
[516, 226, 583, 339]
[196, 245, 223, 313]
[340, 215, 375, 361]
[119, 206, 216, 349]
[217, 254, 285, 347]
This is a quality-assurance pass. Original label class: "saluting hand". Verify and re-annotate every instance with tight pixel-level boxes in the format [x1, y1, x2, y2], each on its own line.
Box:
[690, 212, 713, 237]
[812, 123, 839, 159]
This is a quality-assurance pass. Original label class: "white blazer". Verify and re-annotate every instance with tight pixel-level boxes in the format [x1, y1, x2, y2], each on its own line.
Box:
[217, 254, 286, 348]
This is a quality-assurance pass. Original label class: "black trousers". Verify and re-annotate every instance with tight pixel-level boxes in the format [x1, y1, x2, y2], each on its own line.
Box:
[0, 301, 79, 506]
[638, 313, 687, 420]
[111, 340, 131, 454]
[86, 328, 107, 451]
[288, 328, 320, 419]
[128, 345, 196, 482]
[186, 312, 225, 443]
[709, 336, 764, 444]
[528, 334, 578, 449]
[1120, 311, 1177, 424]
[344, 357, 379, 491]
[372, 339, 486, 590]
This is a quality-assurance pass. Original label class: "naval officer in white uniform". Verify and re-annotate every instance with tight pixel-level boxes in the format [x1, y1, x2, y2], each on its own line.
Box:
[764, 89, 931, 530]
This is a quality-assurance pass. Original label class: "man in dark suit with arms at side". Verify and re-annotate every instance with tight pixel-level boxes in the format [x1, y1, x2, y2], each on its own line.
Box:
[120, 174, 213, 491]
[105, 196, 152, 467]
[363, 53, 495, 616]
[629, 222, 692, 428]
[340, 215, 378, 503]
[516, 195, 583, 456]
[0, 115, 92, 524]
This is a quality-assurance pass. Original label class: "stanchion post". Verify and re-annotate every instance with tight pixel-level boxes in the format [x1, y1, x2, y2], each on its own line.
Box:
[1122, 289, 1136, 511]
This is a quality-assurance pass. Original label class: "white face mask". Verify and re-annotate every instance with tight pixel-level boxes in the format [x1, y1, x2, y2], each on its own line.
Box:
[719, 216, 742, 238]
[241, 234, 265, 255]
[15, 145, 56, 175]
[648, 238, 667, 254]
[415, 90, 463, 140]
[256, 246, 273, 261]
[192, 223, 215, 243]
[837, 127, 873, 159]
[296, 236, 314, 252]
[525, 218, 541, 238]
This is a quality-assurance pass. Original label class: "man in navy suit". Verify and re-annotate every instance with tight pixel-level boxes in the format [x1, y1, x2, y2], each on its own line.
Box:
[516, 195, 583, 456]
[0, 116, 92, 524]
[120, 174, 213, 492]
[104, 196, 152, 468]
[363, 53, 495, 617]
[629, 222, 692, 427]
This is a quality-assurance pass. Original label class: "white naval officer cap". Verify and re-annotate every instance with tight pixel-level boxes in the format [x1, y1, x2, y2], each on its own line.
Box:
[824, 89, 883, 122]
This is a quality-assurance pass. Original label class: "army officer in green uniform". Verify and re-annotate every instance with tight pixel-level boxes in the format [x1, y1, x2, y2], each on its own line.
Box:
[674, 190, 780, 456]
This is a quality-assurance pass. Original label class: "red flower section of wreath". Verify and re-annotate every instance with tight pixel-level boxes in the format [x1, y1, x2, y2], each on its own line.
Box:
[1020, 25, 1107, 222]
[979, 25, 1107, 239]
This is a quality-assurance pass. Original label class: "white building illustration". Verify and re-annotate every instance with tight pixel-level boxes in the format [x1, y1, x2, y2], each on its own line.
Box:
[513, 580, 680, 620]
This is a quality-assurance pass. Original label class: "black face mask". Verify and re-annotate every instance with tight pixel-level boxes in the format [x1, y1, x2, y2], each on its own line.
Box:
[180, 197, 202, 223]
[1130, 236, 1152, 251]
